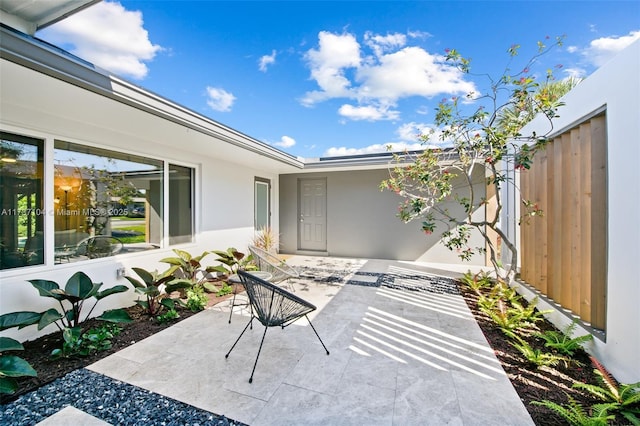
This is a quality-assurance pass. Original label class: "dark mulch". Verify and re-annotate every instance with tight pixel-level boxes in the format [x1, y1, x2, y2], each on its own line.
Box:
[458, 284, 620, 426]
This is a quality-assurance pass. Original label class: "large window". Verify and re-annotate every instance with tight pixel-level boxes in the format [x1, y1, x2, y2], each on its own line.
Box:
[0, 131, 196, 270]
[0, 133, 44, 269]
[53, 141, 164, 263]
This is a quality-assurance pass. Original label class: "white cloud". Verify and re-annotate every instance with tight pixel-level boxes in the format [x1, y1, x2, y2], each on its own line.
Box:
[396, 122, 431, 141]
[357, 46, 475, 100]
[566, 45, 578, 53]
[259, 50, 277, 72]
[324, 141, 424, 157]
[301, 31, 361, 105]
[206, 87, 236, 112]
[407, 30, 432, 40]
[583, 30, 640, 67]
[396, 122, 450, 145]
[338, 104, 400, 121]
[274, 135, 296, 148]
[38, 1, 161, 80]
[301, 30, 477, 122]
[563, 67, 587, 79]
[364, 31, 407, 57]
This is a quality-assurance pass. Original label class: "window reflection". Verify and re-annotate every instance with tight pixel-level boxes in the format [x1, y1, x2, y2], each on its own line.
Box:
[0, 133, 44, 270]
[53, 141, 163, 263]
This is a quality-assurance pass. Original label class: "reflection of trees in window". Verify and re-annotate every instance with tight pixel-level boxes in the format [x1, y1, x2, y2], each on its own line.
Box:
[53, 141, 164, 263]
[0, 133, 44, 270]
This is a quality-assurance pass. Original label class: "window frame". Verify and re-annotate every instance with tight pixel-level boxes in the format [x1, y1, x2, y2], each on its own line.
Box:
[254, 177, 271, 230]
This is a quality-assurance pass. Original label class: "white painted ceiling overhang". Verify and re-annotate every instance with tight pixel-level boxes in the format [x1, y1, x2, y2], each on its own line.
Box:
[0, 0, 100, 35]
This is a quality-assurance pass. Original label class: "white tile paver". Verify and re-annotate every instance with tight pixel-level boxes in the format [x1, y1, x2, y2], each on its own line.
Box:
[88, 256, 533, 425]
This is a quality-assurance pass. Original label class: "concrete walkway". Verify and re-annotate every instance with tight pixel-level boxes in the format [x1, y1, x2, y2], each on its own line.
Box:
[85, 256, 533, 425]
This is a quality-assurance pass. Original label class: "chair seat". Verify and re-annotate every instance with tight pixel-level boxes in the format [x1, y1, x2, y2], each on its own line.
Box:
[248, 245, 298, 290]
[225, 270, 329, 383]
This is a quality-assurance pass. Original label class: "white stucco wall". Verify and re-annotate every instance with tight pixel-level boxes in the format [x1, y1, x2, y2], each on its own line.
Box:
[279, 168, 487, 264]
[0, 55, 287, 342]
[517, 40, 640, 382]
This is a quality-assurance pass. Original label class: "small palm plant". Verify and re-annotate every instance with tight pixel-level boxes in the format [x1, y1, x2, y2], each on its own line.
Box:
[251, 226, 279, 253]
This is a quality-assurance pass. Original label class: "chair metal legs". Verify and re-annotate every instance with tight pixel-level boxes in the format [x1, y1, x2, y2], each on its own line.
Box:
[225, 315, 330, 383]
[225, 317, 253, 359]
[248, 325, 270, 383]
[227, 281, 252, 328]
[306, 315, 330, 355]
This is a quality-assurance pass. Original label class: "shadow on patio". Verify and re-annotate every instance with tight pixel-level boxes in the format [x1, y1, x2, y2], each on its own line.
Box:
[67, 257, 535, 425]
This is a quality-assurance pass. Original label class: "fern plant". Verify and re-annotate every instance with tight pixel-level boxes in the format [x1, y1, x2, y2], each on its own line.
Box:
[459, 270, 494, 294]
[572, 358, 640, 425]
[481, 295, 550, 338]
[532, 395, 615, 426]
[510, 336, 570, 368]
[535, 319, 593, 356]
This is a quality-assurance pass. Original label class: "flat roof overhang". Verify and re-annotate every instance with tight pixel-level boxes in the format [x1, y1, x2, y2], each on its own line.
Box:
[0, 0, 101, 35]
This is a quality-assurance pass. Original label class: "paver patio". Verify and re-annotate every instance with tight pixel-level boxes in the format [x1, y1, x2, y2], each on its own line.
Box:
[82, 256, 533, 425]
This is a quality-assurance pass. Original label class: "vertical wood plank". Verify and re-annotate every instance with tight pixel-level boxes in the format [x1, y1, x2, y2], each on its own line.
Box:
[579, 122, 593, 323]
[590, 115, 607, 330]
[536, 147, 548, 294]
[560, 133, 573, 311]
[552, 136, 564, 302]
[545, 141, 556, 299]
[570, 128, 582, 314]
[519, 165, 530, 283]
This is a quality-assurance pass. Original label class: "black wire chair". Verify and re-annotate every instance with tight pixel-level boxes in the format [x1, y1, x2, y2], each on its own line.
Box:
[225, 270, 330, 383]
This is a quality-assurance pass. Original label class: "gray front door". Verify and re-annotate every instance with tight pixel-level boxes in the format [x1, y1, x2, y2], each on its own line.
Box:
[298, 178, 327, 251]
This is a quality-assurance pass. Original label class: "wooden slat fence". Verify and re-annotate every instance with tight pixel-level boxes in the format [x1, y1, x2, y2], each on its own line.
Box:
[520, 113, 607, 331]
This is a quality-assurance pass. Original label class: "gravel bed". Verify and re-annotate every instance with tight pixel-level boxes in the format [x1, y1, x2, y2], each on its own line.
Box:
[0, 369, 246, 426]
[298, 266, 460, 295]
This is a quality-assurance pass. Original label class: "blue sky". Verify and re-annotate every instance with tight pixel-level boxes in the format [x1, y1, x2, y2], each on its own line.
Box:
[38, 1, 639, 159]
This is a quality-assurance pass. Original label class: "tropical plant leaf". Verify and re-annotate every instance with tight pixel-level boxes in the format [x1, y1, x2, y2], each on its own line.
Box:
[0, 337, 24, 352]
[37, 308, 63, 330]
[27, 279, 62, 299]
[131, 267, 153, 285]
[165, 279, 193, 293]
[205, 265, 228, 274]
[124, 275, 145, 289]
[97, 309, 132, 323]
[158, 257, 183, 266]
[0, 311, 42, 331]
[96, 285, 129, 299]
[0, 377, 18, 395]
[0, 355, 37, 377]
[65, 271, 100, 299]
[160, 298, 175, 309]
[173, 249, 191, 261]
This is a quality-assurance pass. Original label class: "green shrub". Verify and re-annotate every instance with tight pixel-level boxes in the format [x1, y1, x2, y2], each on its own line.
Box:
[156, 309, 179, 324]
[186, 286, 208, 312]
